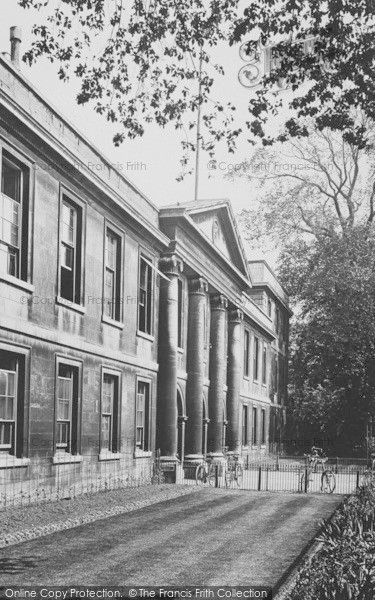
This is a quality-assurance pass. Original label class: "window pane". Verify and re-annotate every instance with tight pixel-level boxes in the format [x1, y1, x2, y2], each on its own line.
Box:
[61, 222, 74, 246]
[136, 427, 143, 446]
[101, 415, 111, 449]
[62, 203, 75, 243]
[140, 260, 147, 290]
[0, 371, 7, 396]
[105, 269, 114, 291]
[244, 331, 250, 376]
[3, 195, 19, 224]
[254, 338, 259, 380]
[58, 377, 72, 400]
[262, 346, 267, 383]
[62, 245, 74, 270]
[102, 377, 113, 414]
[0, 421, 13, 446]
[105, 269, 114, 318]
[2, 221, 12, 245]
[57, 398, 70, 420]
[11, 224, 19, 248]
[0, 244, 7, 273]
[0, 397, 5, 419]
[136, 383, 149, 450]
[1, 161, 21, 202]
[4, 397, 14, 420]
[106, 233, 117, 270]
[57, 422, 69, 447]
[7, 372, 15, 396]
[7, 248, 17, 277]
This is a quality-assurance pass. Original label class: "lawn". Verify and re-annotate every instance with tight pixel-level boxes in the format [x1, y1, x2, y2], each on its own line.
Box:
[0, 489, 341, 587]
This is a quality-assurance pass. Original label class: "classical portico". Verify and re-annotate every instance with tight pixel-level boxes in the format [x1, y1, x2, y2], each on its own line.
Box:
[157, 199, 287, 467]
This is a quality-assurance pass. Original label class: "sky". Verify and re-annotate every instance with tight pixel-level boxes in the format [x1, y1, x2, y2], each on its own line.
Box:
[0, 0, 280, 264]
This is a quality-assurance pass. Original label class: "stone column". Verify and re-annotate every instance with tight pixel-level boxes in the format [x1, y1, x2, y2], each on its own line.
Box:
[156, 254, 183, 461]
[185, 277, 208, 460]
[208, 293, 228, 458]
[226, 308, 243, 452]
[177, 415, 188, 463]
[203, 417, 210, 457]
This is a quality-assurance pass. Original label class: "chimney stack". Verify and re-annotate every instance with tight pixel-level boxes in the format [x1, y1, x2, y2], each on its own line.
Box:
[10, 26, 22, 69]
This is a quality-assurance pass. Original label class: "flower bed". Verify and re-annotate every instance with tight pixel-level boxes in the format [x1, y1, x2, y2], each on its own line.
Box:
[288, 482, 375, 599]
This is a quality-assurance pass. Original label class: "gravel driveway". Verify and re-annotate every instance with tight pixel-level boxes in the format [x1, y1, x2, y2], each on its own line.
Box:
[0, 488, 341, 588]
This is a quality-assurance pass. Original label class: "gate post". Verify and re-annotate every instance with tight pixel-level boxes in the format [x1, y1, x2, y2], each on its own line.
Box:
[258, 466, 262, 491]
[304, 467, 308, 493]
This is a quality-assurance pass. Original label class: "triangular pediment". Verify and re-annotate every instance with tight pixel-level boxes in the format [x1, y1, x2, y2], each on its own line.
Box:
[185, 200, 249, 277]
[159, 199, 251, 279]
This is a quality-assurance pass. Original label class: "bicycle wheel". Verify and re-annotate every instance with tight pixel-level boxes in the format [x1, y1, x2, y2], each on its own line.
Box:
[234, 464, 243, 487]
[362, 470, 373, 485]
[321, 470, 336, 493]
[195, 464, 205, 485]
[207, 463, 216, 486]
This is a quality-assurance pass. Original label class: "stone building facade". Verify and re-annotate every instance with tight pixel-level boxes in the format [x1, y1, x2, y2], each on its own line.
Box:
[0, 37, 290, 499]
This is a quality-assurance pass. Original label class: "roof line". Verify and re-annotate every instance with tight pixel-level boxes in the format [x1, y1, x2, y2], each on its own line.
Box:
[0, 56, 159, 214]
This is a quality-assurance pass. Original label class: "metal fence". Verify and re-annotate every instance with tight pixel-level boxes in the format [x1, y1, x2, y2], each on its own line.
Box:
[0, 453, 370, 510]
[159, 457, 369, 495]
[0, 452, 154, 510]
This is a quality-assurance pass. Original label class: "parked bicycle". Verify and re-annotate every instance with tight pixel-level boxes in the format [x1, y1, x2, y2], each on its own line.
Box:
[299, 449, 336, 493]
[151, 449, 165, 484]
[223, 450, 243, 488]
[195, 455, 216, 485]
[362, 454, 375, 484]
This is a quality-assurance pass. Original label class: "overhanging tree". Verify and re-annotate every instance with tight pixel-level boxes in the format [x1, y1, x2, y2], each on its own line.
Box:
[18, 0, 375, 171]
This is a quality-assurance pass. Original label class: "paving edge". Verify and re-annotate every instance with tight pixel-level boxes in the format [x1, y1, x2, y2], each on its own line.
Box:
[273, 495, 349, 600]
[0, 486, 201, 549]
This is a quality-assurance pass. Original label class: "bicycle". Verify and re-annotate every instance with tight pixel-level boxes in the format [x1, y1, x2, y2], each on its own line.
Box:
[195, 456, 216, 485]
[362, 457, 375, 485]
[223, 451, 244, 488]
[299, 453, 336, 494]
[151, 449, 165, 484]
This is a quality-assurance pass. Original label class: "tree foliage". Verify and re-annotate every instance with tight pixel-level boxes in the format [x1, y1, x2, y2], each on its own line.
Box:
[235, 120, 375, 249]
[18, 0, 375, 169]
[232, 123, 375, 454]
[281, 226, 375, 455]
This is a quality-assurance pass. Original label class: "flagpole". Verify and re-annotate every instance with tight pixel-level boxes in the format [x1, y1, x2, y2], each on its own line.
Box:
[194, 47, 203, 202]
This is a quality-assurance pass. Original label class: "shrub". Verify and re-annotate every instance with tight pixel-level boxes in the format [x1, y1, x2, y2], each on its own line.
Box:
[288, 483, 375, 599]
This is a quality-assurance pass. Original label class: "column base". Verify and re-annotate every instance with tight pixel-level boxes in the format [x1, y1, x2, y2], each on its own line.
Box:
[207, 452, 226, 464]
[184, 454, 204, 463]
[159, 455, 180, 464]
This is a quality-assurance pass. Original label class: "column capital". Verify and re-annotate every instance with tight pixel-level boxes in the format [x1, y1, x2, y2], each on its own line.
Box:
[159, 254, 183, 276]
[210, 293, 228, 311]
[228, 308, 244, 323]
[189, 277, 208, 294]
